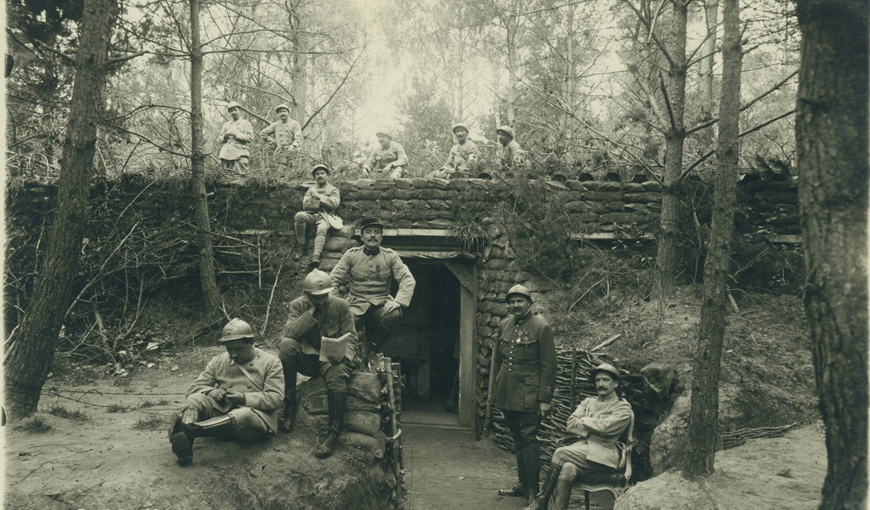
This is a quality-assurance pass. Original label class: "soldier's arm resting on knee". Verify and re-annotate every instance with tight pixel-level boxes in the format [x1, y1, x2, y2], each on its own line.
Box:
[389, 254, 416, 308]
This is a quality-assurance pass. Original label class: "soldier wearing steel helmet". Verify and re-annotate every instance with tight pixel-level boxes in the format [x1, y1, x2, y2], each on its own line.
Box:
[278, 269, 358, 458]
[259, 103, 304, 164]
[527, 363, 632, 510]
[497, 125, 525, 173]
[494, 284, 557, 506]
[168, 318, 285, 466]
[362, 130, 409, 178]
[295, 164, 343, 268]
[430, 123, 480, 178]
[217, 102, 254, 175]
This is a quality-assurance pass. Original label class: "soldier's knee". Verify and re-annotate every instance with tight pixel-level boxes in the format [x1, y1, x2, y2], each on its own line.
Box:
[324, 365, 351, 392]
[551, 446, 567, 464]
[185, 392, 211, 413]
[279, 338, 302, 360]
[229, 407, 258, 429]
[559, 463, 579, 481]
[316, 222, 329, 235]
[294, 211, 307, 223]
[379, 308, 402, 330]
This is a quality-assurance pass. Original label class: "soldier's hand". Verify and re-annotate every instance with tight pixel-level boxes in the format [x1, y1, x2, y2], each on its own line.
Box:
[327, 355, 343, 365]
[538, 402, 551, 418]
[226, 392, 246, 406]
[382, 300, 401, 315]
[207, 388, 228, 402]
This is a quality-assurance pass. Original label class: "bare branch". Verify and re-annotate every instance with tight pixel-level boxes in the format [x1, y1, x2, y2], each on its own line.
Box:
[659, 73, 677, 129]
[101, 122, 191, 158]
[103, 104, 190, 123]
[106, 51, 147, 66]
[302, 48, 366, 131]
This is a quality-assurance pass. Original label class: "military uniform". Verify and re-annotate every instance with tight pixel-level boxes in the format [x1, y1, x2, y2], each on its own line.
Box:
[493, 309, 556, 502]
[330, 245, 416, 352]
[279, 293, 358, 394]
[217, 117, 254, 175]
[185, 347, 285, 438]
[552, 396, 632, 471]
[363, 141, 409, 178]
[430, 140, 480, 178]
[501, 139, 525, 170]
[260, 118, 304, 151]
[295, 182, 343, 262]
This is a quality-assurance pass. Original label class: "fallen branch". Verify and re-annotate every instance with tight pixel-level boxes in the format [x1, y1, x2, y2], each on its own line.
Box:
[568, 278, 606, 312]
[260, 265, 283, 336]
[590, 334, 621, 352]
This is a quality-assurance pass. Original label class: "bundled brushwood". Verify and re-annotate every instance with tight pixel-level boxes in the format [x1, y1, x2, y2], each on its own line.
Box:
[722, 423, 797, 450]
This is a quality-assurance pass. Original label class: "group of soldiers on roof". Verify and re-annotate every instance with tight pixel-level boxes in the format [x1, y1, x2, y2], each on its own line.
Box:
[217, 101, 526, 178]
[175, 113, 630, 509]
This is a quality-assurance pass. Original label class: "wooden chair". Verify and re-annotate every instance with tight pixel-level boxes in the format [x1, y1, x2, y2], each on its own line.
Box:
[550, 407, 635, 510]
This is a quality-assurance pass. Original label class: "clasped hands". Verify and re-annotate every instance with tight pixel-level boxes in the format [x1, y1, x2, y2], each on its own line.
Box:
[206, 388, 246, 406]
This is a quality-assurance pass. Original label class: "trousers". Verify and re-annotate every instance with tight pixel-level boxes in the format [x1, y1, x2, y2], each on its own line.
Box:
[294, 211, 330, 257]
[184, 392, 269, 440]
[279, 338, 353, 392]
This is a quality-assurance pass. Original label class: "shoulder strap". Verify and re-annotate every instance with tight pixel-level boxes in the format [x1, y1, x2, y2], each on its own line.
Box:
[235, 362, 264, 392]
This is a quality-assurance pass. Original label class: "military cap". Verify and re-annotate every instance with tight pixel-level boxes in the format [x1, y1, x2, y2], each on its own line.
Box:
[375, 130, 393, 140]
[227, 101, 242, 112]
[359, 217, 385, 231]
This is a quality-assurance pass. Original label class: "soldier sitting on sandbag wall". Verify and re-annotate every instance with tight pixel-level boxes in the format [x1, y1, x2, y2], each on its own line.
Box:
[330, 217, 416, 359]
[429, 123, 479, 179]
[169, 319, 284, 467]
[362, 130, 408, 179]
[278, 269, 358, 459]
[295, 164, 343, 269]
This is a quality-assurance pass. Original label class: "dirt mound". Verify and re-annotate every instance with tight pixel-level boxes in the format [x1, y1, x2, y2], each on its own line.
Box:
[5, 347, 396, 510]
[614, 423, 825, 510]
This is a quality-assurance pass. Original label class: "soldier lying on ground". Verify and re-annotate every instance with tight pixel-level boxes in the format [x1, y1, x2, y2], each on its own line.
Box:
[278, 269, 358, 458]
[294, 164, 343, 269]
[169, 319, 284, 466]
[527, 363, 632, 510]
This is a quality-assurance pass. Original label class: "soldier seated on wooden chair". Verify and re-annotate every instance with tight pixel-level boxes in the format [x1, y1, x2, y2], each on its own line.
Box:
[169, 319, 284, 467]
[527, 363, 632, 510]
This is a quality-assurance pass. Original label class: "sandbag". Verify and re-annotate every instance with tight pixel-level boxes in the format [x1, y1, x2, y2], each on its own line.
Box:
[321, 251, 344, 261]
[343, 411, 383, 438]
[332, 226, 356, 239]
[324, 236, 352, 252]
[299, 371, 382, 416]
[340, 431, 386, 459]
[319, 259, 338, 272]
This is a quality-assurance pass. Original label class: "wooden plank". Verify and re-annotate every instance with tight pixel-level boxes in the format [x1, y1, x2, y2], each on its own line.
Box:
[458, 282, 475, 428]
[568, 232, 656, 241]
[379, 228, 455, 237]
[769, 234, 801, 244]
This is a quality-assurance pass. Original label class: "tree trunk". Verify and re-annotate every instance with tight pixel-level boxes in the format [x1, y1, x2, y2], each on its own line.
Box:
[683, 0, 741, 477]
[795, 0, 868, 507]
[653, 0, 688, 301]
[506, 21, 517, 125]
[562, 3, 575, 153]
[190, 0, 222, 315]
[698, 0, 718, 147]
[291, 8, 308, 125]
[3, 0, 118, 420]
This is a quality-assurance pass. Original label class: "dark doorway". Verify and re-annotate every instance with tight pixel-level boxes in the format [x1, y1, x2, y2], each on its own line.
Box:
[383, 262, 462, 427]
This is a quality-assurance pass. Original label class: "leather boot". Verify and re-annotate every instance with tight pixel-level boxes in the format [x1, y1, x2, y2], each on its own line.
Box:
[368, 322, 395, 353]
[524, 445, 541, 505]
[169, 408, 199, 467]
[526, 462, 562, 510]
[279, 399, 297, 433]
[498, 446, 527, 497]
[315, 390, 346, 458]
[187, 413, 237, 438]
[279, 362, 298, 433]
[552, 479, 573, 510]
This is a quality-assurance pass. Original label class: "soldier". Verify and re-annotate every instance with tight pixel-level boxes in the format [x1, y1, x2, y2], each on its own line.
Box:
[493, 285, 557, 506]
[294, 164, 343, 268]
[429, 123, 479, 179]
[330, 217, 416, 357]
[362, 130, 409, 178]
[497, 125, 525, 172]
[278, 270, 358, 458]
[259, 103, 304, 165]
[217, 102, 254, 175]
[168, 318, 284, 467]
[528, 363, 632, 510]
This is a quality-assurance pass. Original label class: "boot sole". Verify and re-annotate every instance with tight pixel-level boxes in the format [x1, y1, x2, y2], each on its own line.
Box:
[171, 432, 193, 466]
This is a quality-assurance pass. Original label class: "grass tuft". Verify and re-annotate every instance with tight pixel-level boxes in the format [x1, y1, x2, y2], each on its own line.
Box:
[14, 416, 52, 434]
[138, 398, 170, 409]
[45, 404, 90, 422]
[106, 404, 132, 413]
[132, 413, 168, 431]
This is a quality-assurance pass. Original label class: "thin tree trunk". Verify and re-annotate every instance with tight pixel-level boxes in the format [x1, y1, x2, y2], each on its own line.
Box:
[506, 21, 517, 125]
[291, 8, 308, 125]
[653, 0, 689, 301]
[795, 0, 868, 507]
[190, 0, 222, 315]
[683, 0, 741, 477]
[3, 0, 118, 420]
[698, 0, 718, 146]
[562, 3, 575, 152]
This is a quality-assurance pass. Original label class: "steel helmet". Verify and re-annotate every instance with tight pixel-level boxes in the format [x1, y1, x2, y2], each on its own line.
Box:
[375, 130, 392, 140]
[311, 164, 330, 176]
[496, 125, 515, 140]
[506, 284, 532, 303]
[452, 123, 469, 134]
[275, 103, 291, 114]
[303, 269, 333, 296]
[220, 318, 255, 343]
[227, 101, 242, 112]
[592, 363, 620, 382]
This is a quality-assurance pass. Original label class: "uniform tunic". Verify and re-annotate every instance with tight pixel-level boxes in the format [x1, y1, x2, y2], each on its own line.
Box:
[444, 140, 479, 172]
[363, 141, 409, 172]
[552, 396, 633, 469]
[260, 119, 304, 150]
[217, 118, 254, 161]
[330, 246, 416, 316]
[187, 348, 284, 434]
[299, 183, 343, 231]
[500, 139, 525, 169]
[493, 312, 556, 412]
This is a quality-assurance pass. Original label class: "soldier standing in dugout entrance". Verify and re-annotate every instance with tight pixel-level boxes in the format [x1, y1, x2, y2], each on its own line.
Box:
[494, 284, 557, 505]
